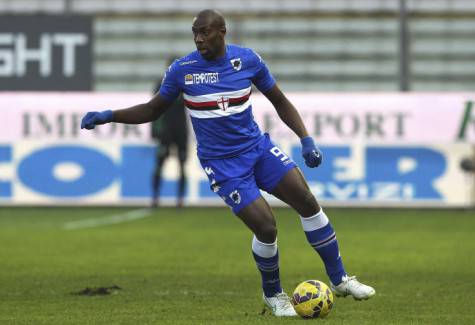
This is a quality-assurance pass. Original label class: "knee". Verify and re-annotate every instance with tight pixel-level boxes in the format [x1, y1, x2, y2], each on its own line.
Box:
[301, 191, 320, 217]
[255, 222, 277, 243]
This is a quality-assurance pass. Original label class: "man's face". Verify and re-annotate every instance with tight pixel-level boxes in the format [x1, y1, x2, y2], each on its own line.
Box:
[192, 17, 225, 60]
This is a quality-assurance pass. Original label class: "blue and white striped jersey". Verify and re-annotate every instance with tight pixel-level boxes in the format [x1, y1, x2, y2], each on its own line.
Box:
[159, 44, 276, 159]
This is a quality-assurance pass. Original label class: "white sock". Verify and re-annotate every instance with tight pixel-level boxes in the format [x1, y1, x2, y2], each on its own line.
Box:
[299, 209, 329, 232]
[252, 235, 277, 258]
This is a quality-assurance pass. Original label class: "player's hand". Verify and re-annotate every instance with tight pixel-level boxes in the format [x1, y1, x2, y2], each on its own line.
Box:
[80, 110, 113, 130]
[301, 136, 322, 168]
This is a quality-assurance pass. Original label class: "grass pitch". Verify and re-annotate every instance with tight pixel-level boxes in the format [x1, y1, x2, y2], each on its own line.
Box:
[0, 207, 474, 324]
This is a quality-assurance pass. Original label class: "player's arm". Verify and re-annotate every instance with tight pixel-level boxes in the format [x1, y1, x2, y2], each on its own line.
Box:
[263, 84, 309, 139]
[112, 94, 171, 124]
[80, 94, 172, 129]
[82, 57, 182, 129]
[263, 84, 323, 168]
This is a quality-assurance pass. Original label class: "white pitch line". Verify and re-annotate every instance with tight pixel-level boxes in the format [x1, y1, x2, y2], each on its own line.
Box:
[63, 208, 153, 230]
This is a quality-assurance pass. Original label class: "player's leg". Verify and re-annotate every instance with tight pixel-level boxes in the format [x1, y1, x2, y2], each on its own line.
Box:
[254, 141, 346, 286]
[219, 180, 285, 302]
[254, 135, 374, 300]
[151, 142, 169, 207]
[236, 197, 279, 295]
[200, 150, 296, 317]
[236, 197, 296, 317]
[176, 138, 188, 208]
[176, 159, 186, 208]
[271, 168, 346, 282]
[271, 168, 375, 300]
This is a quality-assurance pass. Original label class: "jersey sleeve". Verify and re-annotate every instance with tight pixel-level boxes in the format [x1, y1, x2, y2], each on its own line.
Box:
[250, 50, 276, 93]
[158, 60, 182, 102]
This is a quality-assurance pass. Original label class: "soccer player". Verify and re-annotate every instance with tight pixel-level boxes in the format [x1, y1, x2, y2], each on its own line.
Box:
[151, 57, 188, 208]
[81, 9, 375, 317]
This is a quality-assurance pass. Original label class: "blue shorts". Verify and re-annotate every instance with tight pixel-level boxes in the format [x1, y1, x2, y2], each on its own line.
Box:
[200, 134, 297, 214]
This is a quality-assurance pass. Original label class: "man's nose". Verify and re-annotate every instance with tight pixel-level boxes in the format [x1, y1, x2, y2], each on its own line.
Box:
[194, 33, 204, 43]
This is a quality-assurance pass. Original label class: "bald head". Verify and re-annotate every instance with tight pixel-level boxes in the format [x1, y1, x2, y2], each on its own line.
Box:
[192, 9, 227, 60]
[194, 9, 226, 29]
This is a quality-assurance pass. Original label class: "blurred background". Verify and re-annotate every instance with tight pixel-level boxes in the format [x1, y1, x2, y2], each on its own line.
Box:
[1, 0, 475, 91]
[1, 2, 475, 324]
[0, 0, 474, 208]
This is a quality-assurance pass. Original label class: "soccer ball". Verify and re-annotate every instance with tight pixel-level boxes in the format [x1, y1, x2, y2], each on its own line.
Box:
[291, 280, 334, 318]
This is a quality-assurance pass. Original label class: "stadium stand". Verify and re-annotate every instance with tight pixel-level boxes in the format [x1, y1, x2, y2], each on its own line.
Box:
[0, 0, 474, 91]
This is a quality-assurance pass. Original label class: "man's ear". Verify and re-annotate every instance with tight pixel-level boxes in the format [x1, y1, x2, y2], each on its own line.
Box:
[220, 26, 227, 36]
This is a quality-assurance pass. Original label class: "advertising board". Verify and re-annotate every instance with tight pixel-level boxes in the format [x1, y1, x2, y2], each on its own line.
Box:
[0, 93, 473, 206]
[0, 16, 92, 90]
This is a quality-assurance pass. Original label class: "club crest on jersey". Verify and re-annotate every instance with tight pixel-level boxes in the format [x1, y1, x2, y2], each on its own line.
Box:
[229, 190, 241, 204]
[217, 97, 229, 111]
[230, 58, 242, 71]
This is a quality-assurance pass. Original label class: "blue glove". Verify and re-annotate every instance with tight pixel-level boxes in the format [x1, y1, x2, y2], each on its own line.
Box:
[301, 136, 322, 168]
[80, 110, 113, 130]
